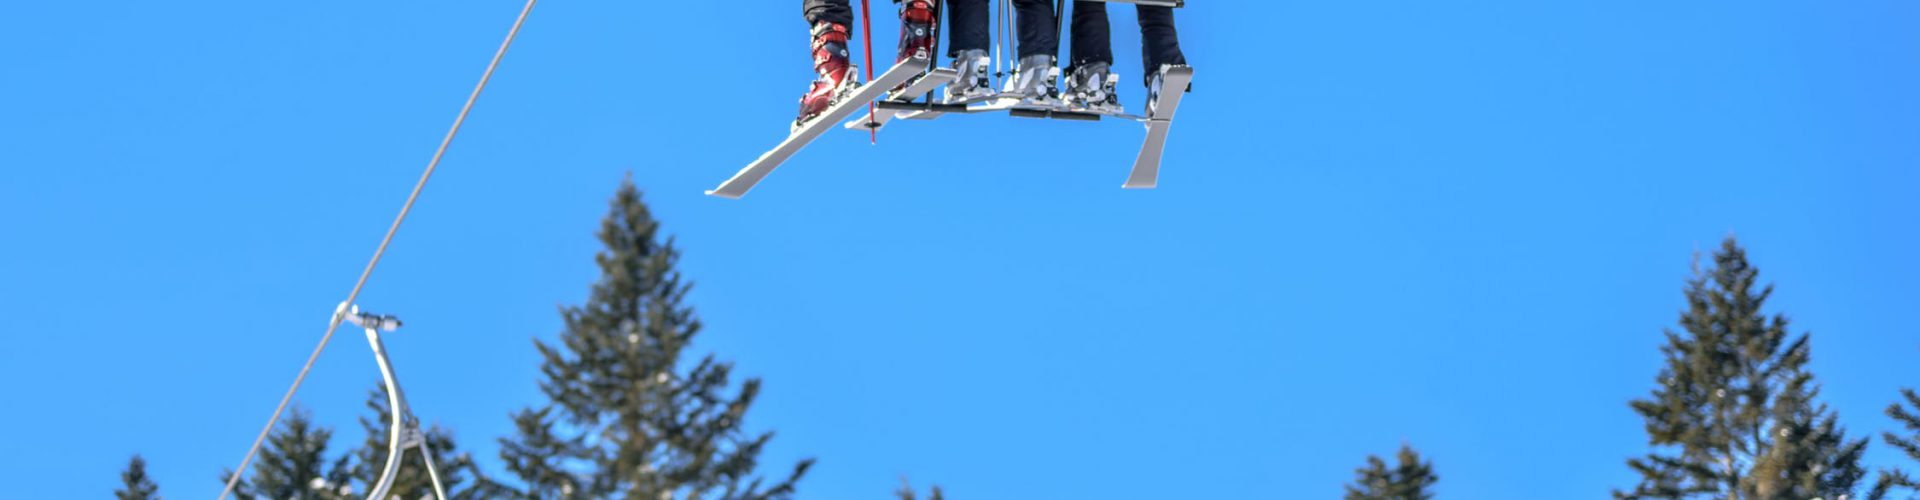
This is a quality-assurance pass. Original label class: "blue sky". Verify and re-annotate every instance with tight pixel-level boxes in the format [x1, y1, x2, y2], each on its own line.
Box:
[3, 0, 1917, 498]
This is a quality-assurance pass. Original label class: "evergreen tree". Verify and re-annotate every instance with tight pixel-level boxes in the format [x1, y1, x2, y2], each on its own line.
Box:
[1344, 445, 1438, 500]
[500, 179, 813, 499]
[117, 454, 161, 500]
[1617, 238, 1868, 499]
[220, 406, 354, 500]
[351, 384, 514, 499]
[1869, 388, 1920, 500]
[500, 406, 587, 498]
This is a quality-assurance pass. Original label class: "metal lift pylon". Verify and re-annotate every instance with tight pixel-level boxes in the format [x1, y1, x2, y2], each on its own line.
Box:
[336, 302, 450, 500]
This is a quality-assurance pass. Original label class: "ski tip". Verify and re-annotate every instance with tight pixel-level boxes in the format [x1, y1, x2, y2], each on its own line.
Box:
[1121, 183, 1158, 190]
[704, 189, 744, 200]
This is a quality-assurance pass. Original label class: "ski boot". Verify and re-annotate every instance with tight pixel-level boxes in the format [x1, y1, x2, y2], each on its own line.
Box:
[1004, 54, 1062, 108]
[889, 0, 938, 93]
[795, 22, 859, 133]
[1145, 63, 1191, 118]
[945, 48, 994, 104]
[1066, 61, 1121, 114]
[897, 0, 937, 62]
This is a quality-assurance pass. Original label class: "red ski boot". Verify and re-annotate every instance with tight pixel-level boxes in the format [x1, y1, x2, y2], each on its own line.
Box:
[796, 21, 858, 132]
[896, 0, 938, 62]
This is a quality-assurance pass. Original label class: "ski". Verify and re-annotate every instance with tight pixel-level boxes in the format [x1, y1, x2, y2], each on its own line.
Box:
[708, 54, 934, 199]
[845, 67, 960, 132]
[1124, 65, 1193, 189]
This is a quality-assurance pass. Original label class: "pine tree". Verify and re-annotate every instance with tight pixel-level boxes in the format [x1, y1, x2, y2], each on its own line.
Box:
[1344, 445, 1438, 500]
[351, 384, 514, 499]
[500, 406, 587, 498]
[117, 454, 161, 500]
[1617, 237, 1868, 500]
[1869, 388, 1920, 500]
[499, 178, 813, 499]
[221, 406, 354, 500]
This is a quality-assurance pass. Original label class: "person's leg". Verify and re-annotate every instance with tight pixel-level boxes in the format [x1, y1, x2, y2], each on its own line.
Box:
[1135, 5, 1187, 87]
[944, 0, 995, 99]
[797, 0, 856, 127]
[1068, 1, 1112, 69]
[946, 0, 991, 55]
[803, 0, 854, 26]
[1005, 0, 1060, 100]
[1064, 1, 1119, 111]
[1012, 0, 1058, 58]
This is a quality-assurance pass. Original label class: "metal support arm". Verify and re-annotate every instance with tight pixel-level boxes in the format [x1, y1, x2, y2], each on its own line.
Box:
[341, 304, 449, 500]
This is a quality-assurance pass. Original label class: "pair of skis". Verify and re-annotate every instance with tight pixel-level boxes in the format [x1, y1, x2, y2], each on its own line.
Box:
[706, 55, 1192, 198]
[706, 55, 931, 199]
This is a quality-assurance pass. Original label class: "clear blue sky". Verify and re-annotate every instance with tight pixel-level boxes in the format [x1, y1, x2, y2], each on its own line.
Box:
[2, 1, 1917, 498]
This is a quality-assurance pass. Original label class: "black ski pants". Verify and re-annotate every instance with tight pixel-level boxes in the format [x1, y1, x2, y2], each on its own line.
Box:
[1068, 2, 1187, 88]
[945, 0, 1058, 59]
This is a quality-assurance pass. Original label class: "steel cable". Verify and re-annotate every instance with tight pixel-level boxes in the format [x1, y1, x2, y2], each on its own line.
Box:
[217, 1, 538, 497]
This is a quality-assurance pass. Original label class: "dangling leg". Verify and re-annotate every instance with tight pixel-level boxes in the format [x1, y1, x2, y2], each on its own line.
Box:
[945, 0, 995, 101]
[1136, 5, 1188, 78]
[797, 0, 858, 130]
[1012, 0, 1060, 59]
[1065, 1, 1119, 112]
[1006, 0, 1060, 102]
[1136, 5, 1189, 113]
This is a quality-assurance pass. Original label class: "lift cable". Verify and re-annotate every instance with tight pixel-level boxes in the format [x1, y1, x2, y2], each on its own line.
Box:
[216, 1, 538, 498]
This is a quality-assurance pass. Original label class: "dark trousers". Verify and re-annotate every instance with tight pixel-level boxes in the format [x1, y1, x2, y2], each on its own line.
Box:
[803, 0, 854, 26]
[1070, 2, 1186, 87]
[944, 0, 1057, 58]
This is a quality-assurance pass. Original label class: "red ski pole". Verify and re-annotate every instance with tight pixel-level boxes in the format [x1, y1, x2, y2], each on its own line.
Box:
[861, 0, 876, 144]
